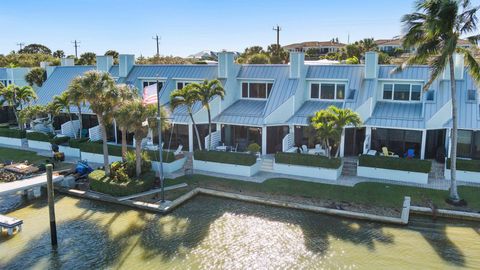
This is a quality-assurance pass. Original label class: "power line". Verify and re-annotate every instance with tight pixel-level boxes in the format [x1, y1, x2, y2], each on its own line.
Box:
[71, 40, 81, 58]
[152, 35, 161, 57]
[272, 25, 281, 48]
[16, 42, 25, 51]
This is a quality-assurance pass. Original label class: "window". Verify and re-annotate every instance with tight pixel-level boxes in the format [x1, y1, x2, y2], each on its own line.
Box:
[241, 82, 273, 99]
[142, 81, 163, 90]
[467, 89, 477, 101]
[426, 90, 435, 101]
[310, 83, 346, 100]
[347, 89, 356, 100]
[177, 82, 191, 90]
[458, 130, 473, 158]
[383, 83, 422, 101]
[383, 84, 393, 99]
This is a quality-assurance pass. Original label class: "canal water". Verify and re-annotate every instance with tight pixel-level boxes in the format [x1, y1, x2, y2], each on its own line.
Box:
[0, 194, 479, 269]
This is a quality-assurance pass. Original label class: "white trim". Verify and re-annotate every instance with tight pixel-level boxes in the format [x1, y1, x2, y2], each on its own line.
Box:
[240, 81, 274, 99]
[308, 81, 347, 100]
[380, 82, 423, 102]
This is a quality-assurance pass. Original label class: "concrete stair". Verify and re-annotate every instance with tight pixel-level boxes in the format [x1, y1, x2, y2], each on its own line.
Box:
[342, 157, 358, 176]
[260, 158, 274, 172]
[429, 160, 445, 179]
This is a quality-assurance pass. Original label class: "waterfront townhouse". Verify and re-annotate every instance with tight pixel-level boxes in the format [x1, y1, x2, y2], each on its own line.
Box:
[31, 51, 479, 161]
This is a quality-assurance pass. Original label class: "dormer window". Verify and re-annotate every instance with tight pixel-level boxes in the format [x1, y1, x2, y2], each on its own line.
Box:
[177, 81, 191, 90]
[383, 83, 422, 101]
[310, 83, 346, 100]
[241, 82, 273, 99]
[143, 80, 163, 89]
[426, 90, 435, 101]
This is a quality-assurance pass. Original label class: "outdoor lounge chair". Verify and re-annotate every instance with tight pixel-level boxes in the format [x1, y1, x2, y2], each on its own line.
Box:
[174, 145, 183, 156]
[301, 145, 308, 154]
[382, 147, 398, 157]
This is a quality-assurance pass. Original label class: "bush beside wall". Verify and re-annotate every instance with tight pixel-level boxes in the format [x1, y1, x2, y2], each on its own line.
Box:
[194, 150, 257, 166]
[275, 152, 342, 169]
[0, 128, 26, 139]
[26, 131, 54, 142]
[446, 158, 480, 172]
[68, 138, 89, 148]
[88, 169, 156, 197]
[358, 155, 432, 173]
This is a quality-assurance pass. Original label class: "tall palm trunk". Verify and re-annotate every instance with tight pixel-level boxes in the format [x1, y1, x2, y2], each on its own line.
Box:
[77, 105, 83, 139]
[448, 56, 460, 201]
[67, 109, 77, 139]
[189, 108, 203, 151]
[13, 108, 21, 130]
[121, 127, 127, 160]
[98, 115, 110, 175]
[135, 137, 142, 177]
[207, 107, 212, 151]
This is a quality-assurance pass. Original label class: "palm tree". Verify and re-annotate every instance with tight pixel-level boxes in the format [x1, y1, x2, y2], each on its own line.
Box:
[359, 38, 378, 53]
[0, 84, 37, 130]
[397, 0, 480, 202]
[310, 111, 339, 158]
[119, 98, 162, 177]
[76, 70, 119, 175]
[191, 79, 225, 150]
[52, 91, 76, 138]
[328, 106, 362, 157]
[170, 84, 203, 151]
[113, 84, 138, 159]
[67, 78, 86, 139]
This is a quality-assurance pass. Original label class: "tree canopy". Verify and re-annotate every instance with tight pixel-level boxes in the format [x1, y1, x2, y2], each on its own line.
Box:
[77, 52, 97, 65]
[18, 44, 52, 55]
[25, 67, 47, 87]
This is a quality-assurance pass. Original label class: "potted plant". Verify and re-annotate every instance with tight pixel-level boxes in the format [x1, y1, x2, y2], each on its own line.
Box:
[247, 143, 261, 159]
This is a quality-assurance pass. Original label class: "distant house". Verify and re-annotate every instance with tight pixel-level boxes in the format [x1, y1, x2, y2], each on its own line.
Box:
[283, 41, 346, 55]
[188, 50, 219, 60]
[376, 38, 473, 53]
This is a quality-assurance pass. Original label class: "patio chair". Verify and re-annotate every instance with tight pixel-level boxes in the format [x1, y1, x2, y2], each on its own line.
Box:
[404, 149, 415, 159]
[301, 145, 308, 154]
[174, 145, 183, 156]
[231, 143, 238, 152]
[382, 147, 396, 157]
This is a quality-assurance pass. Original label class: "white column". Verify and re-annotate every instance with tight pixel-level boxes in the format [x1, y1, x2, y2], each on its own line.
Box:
[188, 123, 194, 152]
[113, 119, 118, 144]
[364, 127, 372, 154]
[420, 129, 427, 159]
[216, 123, 221, 131]
[447, 128, 452, 158]
[261, 126, 267, 155]
[339, 129, 345, 157]
[289, 125, 294, 135]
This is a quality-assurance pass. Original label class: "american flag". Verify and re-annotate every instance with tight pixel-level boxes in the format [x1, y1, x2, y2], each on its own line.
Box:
[143, 83, 159, 105]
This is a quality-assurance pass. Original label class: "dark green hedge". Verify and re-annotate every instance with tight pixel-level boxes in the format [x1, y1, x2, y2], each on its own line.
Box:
[26, 131, 54, 142]
[358, 155, 432, 173]
[88, 169, 156, 197]
[275, 152, 342, 169]
[68, 137, 89, 148]
[0, 128, 26, 139]
[194, 150, 257, 166]
[78, 140, 175, 162]
[50, 136, 70, 145]
[446, 158, 480, 172]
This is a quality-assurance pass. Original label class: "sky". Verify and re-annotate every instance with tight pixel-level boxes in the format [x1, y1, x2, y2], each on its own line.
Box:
[1, 0, 478, 57]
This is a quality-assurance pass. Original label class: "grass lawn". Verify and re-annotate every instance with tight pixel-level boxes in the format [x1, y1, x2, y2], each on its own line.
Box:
[89, 170, 156, 197]
[167, 174, 480, 212]
[0, 147, 74, 171]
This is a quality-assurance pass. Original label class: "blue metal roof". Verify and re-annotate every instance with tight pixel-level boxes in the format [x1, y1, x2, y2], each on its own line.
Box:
[124, 65, 218, 85]
[288, 100, 344, 125]
[109, 65, 119, 77]
[0, 68, 7, 80]
[35, 66, 95, 109]
[307, 65, 364, 91]
[213, 100, 266, 126]
[365, 101, 425, 129]
[378, 65, 431, 81]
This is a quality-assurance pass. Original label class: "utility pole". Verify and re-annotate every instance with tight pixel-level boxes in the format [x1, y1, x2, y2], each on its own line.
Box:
[46, 164, 58, 248]
[71, 40, 81, 58]
[152, 35, 161, 57]
[16, 42, 25, 51]
[272, 25, 281, 48]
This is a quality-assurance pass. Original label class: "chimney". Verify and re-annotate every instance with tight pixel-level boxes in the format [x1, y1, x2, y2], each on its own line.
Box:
[96, 55, 114, 73]
[364, 52, 378, 79]
[119, 54, 135, 77]
[60, 58, 75, 66]
[289, 51, 305, 78]
[39, 61, 55, 78]
[217, 51, 235, 78]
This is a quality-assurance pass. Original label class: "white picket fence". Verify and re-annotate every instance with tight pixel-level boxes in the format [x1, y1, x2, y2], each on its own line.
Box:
[61, 120, 80, 138]
[204, 130, 221, 150]
[282, 133, 294, 152]
[88, 125, 102, 141]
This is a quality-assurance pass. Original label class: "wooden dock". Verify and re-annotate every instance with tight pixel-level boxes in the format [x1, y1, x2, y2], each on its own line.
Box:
[0, 173, 64, 196]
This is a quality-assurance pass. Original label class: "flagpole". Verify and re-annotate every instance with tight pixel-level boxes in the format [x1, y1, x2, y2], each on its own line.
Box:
[156, 77, 165, 203]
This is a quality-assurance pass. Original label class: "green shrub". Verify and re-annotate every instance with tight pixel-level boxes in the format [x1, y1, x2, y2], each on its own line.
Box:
[88, 169, 156, 197]
[50, 136, 70, 145]
[68, 137, 89, 148]
[125, 151, 152, 176]
[247, 143, 261, 153]
[26, 131, 54, 142]
[0, 123, 10, 128]
[446, 158, 480, 172]
[358, 155, 432, 173]
[0, 128, 26, 138]
[109, 161, 130, 182]
[79, 141, 123, 156]
[145, 150, 175, 163]
[275, 152, 342, 169]
[194, 150, 257, 166]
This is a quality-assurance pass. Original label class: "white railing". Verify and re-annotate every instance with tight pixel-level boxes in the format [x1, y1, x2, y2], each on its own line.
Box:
[60, 120, 80, 138]
[204, 130, 221, 150]
[282, 133, 294, 152]
[88, 125, 102, 141]
[363, 134, 371, 154]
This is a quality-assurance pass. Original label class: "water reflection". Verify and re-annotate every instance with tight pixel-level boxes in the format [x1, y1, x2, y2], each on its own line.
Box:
[0, 195, 479, 269]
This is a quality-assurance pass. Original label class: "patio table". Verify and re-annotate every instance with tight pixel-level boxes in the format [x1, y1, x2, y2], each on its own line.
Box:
[215, 145, 229, 151]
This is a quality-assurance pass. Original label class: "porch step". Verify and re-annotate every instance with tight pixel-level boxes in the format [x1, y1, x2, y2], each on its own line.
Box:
[341, 158, 358, 176]
[260, 158, 274, 172]
[429, 160, 445, 179]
